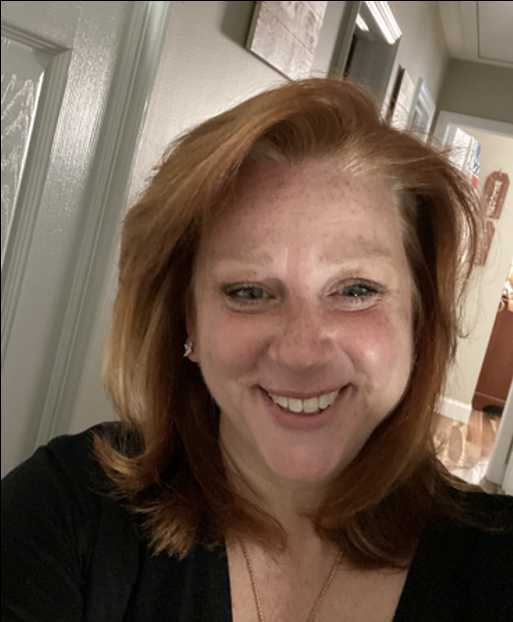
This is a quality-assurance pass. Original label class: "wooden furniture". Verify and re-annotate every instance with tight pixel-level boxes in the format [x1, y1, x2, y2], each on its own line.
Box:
[472, 297, 513, 413]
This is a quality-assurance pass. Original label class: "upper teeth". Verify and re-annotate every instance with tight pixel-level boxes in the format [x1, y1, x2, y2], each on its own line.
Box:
[267, 390, 340, 414]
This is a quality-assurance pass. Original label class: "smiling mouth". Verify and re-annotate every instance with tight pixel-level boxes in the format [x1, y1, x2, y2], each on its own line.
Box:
[259, 385, 347, 416]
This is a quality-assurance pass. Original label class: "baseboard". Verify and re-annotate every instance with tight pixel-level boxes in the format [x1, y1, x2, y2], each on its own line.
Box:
[438, 397, 472, 424]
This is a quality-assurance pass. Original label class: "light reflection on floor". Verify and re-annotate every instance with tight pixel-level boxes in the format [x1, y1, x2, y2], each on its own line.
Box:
[433, 410, 500, 488]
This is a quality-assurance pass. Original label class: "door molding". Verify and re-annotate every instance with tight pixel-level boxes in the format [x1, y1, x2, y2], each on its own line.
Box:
[34, 0, 170, 446]
[1, 25, 71, 365]
[434, 110, 513, 145]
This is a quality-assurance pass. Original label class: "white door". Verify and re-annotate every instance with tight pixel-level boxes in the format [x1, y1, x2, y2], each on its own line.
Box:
[1, 1, 168, 476]
[486, 380, 513, 495]
[503, 448, 513, 495]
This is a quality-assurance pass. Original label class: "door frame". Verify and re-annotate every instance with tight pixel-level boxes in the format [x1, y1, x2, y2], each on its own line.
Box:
[29, 1, 170, 446]
[434, 110, 513, 144]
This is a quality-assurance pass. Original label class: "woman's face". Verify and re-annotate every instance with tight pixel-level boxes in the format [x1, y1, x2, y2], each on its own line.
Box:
[188, 159, 414, 488]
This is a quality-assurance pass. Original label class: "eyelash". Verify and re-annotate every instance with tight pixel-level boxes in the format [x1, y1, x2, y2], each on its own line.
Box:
[223, 281, 384, 310]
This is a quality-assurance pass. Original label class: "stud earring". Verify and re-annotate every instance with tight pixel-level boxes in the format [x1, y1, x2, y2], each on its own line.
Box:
[184, 340, 193, 358]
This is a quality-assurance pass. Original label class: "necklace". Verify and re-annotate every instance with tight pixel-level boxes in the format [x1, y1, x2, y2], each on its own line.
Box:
[239, 539, 342, 622]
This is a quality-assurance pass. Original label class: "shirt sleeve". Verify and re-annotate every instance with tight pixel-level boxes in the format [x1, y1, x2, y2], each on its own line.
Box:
[2, 443, 89, 622]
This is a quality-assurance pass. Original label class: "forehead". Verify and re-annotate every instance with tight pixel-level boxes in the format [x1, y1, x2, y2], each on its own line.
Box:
[199, 159, 403, 263]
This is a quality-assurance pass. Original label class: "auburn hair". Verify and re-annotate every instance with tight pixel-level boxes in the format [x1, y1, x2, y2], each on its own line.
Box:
[92, 78, 486, 569]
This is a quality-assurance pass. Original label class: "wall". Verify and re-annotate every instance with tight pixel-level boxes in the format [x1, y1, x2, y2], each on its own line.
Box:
[68, 1, 451, 434]
[445, 127, 513, 409]
[384, 1, 448, 111]
[438, 59, 513, 125]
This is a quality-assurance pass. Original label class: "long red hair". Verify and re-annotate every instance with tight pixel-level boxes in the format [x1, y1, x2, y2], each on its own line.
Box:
[93, 78, 485, 568]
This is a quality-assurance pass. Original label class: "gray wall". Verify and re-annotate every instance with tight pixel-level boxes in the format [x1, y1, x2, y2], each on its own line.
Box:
[438, 59, 513, 125]
[384, 1, 448, 111]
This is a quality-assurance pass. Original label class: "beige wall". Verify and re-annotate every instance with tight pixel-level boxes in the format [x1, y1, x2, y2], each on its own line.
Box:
[385, 1, 448, 109]
[69, 1, 452, 433]
[439, 59, 513, 125]
[341, 2, 448, 133]
[445, 127, 513, 408]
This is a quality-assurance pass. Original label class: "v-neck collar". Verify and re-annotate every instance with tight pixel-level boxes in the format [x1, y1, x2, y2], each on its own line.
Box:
[198, 526, 435, 622]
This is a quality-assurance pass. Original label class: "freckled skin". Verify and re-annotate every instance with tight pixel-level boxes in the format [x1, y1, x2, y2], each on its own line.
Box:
[187, 158, 414, 491]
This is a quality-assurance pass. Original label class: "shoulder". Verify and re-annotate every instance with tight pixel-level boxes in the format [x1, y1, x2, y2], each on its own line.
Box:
[411, 491, 513, 619]
[425, 489, 513, 558]
[456, 488, 513, 515]
[3, 421, 125, 498]
[2, 421, 133, 560]
[433, 488, 513, 534]
[2, 422, 143, 622]
[451, 490, 513, 571]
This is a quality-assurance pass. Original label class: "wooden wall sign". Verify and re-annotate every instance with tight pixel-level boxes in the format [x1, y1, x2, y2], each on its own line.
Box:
[481, 170, 509, 219]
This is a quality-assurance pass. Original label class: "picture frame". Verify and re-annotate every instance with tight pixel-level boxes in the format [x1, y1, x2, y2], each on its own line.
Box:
[409, 78, 436, 141]
[246, 1, 328, 80]
[388, 66, 416, 131]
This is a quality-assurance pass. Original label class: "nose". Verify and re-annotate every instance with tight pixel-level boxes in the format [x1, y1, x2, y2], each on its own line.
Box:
[268, 300, 335, 373]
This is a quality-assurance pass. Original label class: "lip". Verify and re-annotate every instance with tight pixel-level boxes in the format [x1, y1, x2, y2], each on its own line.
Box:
[259, 385, 343, 400]
[258, 386, 346, 431]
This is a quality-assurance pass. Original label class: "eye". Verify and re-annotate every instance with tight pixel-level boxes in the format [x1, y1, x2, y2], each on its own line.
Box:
[334, 281, 383, 310]
[223, 284, 272, 305]
[343, 283, 377, 297]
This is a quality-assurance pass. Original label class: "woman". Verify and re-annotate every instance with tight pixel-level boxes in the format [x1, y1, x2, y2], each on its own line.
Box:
[2, 78, 512, 622]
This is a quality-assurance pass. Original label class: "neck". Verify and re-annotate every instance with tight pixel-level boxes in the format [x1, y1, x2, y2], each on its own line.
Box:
[219, 430, 329, 555]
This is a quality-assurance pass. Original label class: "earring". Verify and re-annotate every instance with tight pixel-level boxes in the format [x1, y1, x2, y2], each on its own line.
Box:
[184, 339, 193, 358]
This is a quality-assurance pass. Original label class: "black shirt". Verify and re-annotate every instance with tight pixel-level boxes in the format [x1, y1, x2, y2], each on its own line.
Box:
[2, 422, 513, 621]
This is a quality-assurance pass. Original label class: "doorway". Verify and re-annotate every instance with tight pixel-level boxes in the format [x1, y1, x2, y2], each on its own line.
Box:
[433, 111, 513, 490]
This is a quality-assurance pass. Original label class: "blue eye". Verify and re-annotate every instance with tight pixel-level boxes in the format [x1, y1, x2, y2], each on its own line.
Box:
[222, 281, 383, 311]
[225, 285, 270, 303]
[335, 281, 383, 310]
[342, 283, 378, 298]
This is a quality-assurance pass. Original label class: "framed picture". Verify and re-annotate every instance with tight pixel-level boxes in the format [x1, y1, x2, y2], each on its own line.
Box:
[246, 1, 328, 80]
[442, 125, 480, 183]
[388, 66, 416, 130]
[409, 78, 436, 141]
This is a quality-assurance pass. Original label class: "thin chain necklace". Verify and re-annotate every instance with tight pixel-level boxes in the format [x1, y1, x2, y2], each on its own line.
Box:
[239, 539, 342, 622]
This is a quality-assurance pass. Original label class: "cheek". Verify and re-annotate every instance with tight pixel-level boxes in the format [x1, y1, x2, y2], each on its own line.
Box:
[344, 309, 413, 384]
[198, 305, 265, 369]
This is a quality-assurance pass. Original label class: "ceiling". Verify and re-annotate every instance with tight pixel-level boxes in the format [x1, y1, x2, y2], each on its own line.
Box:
[438, 1, 513, 68]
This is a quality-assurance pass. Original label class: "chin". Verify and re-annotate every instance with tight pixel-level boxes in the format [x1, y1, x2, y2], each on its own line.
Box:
[265, 451, 347, 486]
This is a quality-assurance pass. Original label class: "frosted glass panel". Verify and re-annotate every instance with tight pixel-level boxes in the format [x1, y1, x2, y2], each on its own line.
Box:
[1, 35, 47, 266]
